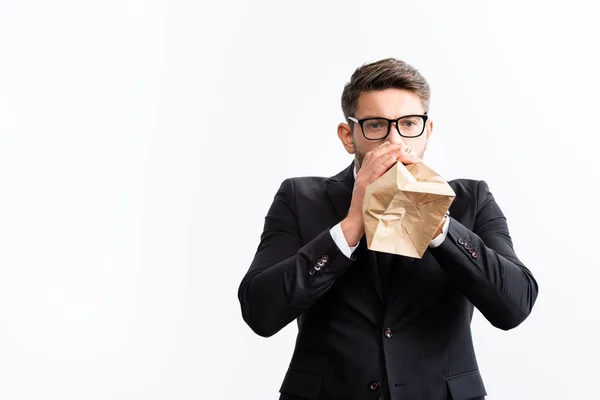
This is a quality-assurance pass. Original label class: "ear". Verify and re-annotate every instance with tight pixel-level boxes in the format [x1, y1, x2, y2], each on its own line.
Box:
[424, 119, 433, 150]
[425, 118, 434, 141]
[337, 122, 355, 154]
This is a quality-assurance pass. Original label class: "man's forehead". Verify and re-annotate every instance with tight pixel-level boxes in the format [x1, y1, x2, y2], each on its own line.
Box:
[355, 89, 424, 117]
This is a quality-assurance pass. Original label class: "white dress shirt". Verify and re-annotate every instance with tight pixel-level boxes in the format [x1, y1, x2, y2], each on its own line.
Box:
[329, 166, 450, 259]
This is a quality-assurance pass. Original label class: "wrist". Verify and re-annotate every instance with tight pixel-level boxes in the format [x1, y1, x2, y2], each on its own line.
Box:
[341, 215, 364, 247]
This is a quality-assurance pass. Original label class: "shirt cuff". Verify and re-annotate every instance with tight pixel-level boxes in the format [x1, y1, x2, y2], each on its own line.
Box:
[429, 214, 450, 248]
[330, 223, 359, 259]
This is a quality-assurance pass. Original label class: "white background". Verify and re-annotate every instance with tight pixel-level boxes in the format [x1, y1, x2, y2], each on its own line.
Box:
[1, 0, 599, 399]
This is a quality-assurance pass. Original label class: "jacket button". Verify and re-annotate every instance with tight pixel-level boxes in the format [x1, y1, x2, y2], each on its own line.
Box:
[369, 381, 381, 391]
[309, 269, 316, 275]
[465, 243, 473, 251]
[384, 328, 393, 338]
[458, 238, 466, 245]
[472, 251, 479, 259]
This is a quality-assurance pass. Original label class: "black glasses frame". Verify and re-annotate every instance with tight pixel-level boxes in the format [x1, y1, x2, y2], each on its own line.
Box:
[347, 114, 429, 140]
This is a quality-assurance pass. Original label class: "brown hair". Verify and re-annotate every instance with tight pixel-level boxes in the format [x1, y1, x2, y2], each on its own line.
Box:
[341, 58, 431, 121]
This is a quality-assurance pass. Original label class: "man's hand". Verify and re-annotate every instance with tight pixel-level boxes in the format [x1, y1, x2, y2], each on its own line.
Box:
[341, 143, 420, 247]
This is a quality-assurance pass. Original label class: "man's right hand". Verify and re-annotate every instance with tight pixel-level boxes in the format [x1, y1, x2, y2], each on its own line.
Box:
[340, 143, 420, 247]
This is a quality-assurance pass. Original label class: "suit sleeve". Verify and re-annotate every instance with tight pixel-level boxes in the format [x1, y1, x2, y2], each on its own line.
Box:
[429, 180, 539, 330]
[238, 179, 355, 337]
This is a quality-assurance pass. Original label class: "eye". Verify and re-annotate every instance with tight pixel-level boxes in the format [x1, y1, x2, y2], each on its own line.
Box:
[364, 119, 387, 130]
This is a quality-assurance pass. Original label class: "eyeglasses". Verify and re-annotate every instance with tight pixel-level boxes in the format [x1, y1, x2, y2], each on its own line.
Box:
[348, 114, 428, 140]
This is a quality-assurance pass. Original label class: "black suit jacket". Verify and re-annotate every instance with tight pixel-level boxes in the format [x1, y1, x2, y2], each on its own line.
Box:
[238, 161, 538, 400]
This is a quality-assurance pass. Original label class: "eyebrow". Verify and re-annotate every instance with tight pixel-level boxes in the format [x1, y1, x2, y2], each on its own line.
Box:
[356, 113, 425, 119]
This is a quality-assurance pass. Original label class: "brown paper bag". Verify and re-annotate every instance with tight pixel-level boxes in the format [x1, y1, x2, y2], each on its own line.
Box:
[362, 145, 456, 258]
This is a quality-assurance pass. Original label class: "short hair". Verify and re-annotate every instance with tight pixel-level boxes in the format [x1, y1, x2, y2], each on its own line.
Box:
[341, 58, 431, 121]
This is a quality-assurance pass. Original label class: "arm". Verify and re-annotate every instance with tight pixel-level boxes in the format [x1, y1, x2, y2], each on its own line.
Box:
[429, 180, 538, 330]
[238, 179, 355, 337]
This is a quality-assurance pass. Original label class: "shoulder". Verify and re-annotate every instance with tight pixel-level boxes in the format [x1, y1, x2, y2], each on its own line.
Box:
[447, 178, 499, 218]
[276, 175, 332, 205]
[266, 175, 332, 217]
[288, 175, 330, 191]
[280, 164, 351, 196]
[272, 164, 352, 214]
[448, 178, 493, 199]
[448, 178, 479, 195]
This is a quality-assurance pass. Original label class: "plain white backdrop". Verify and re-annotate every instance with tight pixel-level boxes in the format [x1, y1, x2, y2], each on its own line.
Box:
[1, 0, 599, 399]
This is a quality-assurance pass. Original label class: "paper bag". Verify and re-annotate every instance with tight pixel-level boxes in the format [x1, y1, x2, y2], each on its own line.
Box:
[362, 146, 456, 258]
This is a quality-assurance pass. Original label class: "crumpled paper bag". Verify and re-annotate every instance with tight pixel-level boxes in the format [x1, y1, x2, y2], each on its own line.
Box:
[362, 143, 456, 258]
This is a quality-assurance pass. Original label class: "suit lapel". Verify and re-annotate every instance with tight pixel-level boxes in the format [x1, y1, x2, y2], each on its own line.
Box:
[357, 238, 384, 304]
[325, 162, 354, 221]
[325, 161, 384, 304]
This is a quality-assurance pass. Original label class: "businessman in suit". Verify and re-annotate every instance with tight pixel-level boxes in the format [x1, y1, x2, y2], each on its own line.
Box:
[238, 58, 538, 400]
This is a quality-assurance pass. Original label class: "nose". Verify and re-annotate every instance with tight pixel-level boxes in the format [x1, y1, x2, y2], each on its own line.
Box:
[386, 121, 406, 145]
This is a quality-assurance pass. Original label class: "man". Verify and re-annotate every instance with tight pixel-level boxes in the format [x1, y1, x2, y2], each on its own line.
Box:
[238, 58, 538, 400]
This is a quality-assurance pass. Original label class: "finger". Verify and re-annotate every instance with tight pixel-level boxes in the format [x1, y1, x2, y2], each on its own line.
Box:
[396, 153, 420, 165]
[365, 149, 420, 180]
[374, 146, 414, 163]
[362, 143, 406, 166]
[361, 146, 402, 175]
[368, 153, 398, 181]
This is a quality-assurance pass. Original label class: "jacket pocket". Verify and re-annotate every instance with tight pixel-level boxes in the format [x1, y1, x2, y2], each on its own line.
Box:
[279, 369, 322, 400]
[446, 370, 487, 400]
